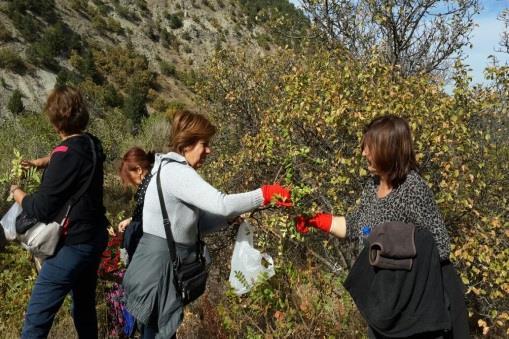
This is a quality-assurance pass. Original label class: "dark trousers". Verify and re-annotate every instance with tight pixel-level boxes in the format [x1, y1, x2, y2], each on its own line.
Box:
[21, 243, 104, 339]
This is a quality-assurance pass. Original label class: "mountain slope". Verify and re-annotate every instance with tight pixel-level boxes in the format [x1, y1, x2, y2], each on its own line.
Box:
[0, 0, 305, 116]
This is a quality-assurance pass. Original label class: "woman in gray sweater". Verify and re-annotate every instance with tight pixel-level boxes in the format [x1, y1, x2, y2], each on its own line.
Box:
[123, 110, 291, 339]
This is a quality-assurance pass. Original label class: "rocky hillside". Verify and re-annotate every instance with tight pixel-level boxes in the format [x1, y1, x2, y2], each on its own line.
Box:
[0, 0, 305, 115]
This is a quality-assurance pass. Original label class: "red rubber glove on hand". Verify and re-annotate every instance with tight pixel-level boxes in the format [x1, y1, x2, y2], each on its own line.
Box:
[261, 184, 292, 207]
[295, 216, 310, 234]
[308, 213, 333, 232]
[295, 213, 333, 234]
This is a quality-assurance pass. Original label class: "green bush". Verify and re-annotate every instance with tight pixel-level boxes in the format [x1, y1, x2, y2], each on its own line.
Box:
[159, 60, 176, 76]
[7, 89, 24, 115]
[0, 22, 12, 41]
[167, 13, 183, 29]
[27, 22, 81, 68]
[196, 47, 509, 336]
[0, 48, 25, 73]
[123, 85, 148, 132]
[7, 0, 57, 23]
[160, 29, 178, 49]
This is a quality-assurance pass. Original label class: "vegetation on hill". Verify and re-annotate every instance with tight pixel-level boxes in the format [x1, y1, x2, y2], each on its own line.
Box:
[0, 0, 507, 337]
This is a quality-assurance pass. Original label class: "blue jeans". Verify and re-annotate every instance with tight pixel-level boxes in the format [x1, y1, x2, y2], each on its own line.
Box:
[21, 242, 105, 339]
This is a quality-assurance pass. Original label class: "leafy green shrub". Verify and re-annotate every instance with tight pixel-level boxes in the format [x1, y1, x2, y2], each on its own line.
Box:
[0, 22, 12, 41]
[123, 85, 148, 132]
[55, 68, 81, 88]
[177, 69, 199, 88]
[167, 13, 183, 29]
[160, 29, 178, 49]
[0, 48, 25, 73]
[27, 22, 81, 68]
[159, 60, 176, 76]
[164, 100, 186, 118]
[197, 47, 509, 336]
[106, 17, 124, 35]
[7, 89, 24, 115]
[92, 46, 154, 93]
[7, 0, 57, 23]
[114, 4, 139, 21]
[69, 49, 101, 82]
[91, 14, 108, 33]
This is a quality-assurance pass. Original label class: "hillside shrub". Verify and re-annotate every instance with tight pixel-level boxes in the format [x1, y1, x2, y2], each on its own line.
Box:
[123, 85, 148, 133]
[0, 22, 12, 41]
[7, 0, 57, 23]
[159, 60, 176, 76]
[7, 89, 25, 114]
[197, 47, 509, 336]
[92, 46, 153, 93]
[167, 13, 183, 29]
[27, 22, 81, 68]
[0, 48, 25, 73]
[160, 29, 178, 49]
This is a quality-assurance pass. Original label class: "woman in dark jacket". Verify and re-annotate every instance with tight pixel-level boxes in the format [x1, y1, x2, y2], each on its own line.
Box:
[10, 86, 109, 339]
[296, 115, 468, 338]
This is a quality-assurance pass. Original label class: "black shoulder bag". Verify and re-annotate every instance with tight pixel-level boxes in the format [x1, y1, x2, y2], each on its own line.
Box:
[156, 161, 208, 305]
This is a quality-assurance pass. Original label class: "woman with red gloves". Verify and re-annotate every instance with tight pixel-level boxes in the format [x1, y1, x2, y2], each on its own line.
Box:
[295, 115, 450, 262]
[295, 115, 467, 338]
[123, 109, 291, 339]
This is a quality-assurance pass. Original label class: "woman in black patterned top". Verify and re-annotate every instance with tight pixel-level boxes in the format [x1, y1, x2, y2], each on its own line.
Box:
[118, 147, 154, 261]
[295, 115, 451, 261]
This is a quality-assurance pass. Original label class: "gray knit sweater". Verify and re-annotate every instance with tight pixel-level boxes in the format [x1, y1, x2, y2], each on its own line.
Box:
[345, 171, 451, 261]
[142, 152, 264, 244]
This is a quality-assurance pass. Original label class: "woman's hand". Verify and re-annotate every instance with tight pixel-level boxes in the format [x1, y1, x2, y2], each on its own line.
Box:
[261, 184, 292, 207]
[295, 213, 347, 238]
[22, 156, 50, 170]
[9, 185, 26, 205]
[295, 213, 333, 234]
[118, 217, 132, 233]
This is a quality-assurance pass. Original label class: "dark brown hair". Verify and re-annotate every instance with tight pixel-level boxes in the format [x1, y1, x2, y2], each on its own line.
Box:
[361, 115, 417, 187]
[45, 86, 89, 135]
[119, 147, 155, 186]
[169, 110, 216, 154]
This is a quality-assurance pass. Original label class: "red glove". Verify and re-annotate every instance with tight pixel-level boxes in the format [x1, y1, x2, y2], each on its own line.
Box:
[309, 213, 333, 232]
[295, 213, 333, 234]
[261, 184, 292, 207]
[295, 216, 310, 234]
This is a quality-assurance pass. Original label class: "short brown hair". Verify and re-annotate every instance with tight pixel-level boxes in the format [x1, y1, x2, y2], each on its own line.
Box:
[45, 86, 89, 134]
[361, 115, 417, 186]
[169, 110, 216, 154]
[119, 147, 155, 186]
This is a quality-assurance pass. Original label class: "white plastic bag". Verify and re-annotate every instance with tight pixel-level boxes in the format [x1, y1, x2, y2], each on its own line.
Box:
[1, 203, 22, 241]
[229, 221, 275, 295]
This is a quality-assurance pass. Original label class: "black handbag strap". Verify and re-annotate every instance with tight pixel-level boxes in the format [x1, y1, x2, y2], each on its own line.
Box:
[60, 134, 98, 219]
[156, 159, 203, 265]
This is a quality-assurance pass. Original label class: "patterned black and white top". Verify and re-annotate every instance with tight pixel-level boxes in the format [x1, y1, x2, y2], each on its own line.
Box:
[132, 173, 153, 223]
[345, 170, 451, 261]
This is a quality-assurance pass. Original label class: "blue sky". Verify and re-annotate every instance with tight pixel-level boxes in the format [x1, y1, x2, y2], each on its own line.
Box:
[467, 1, 509, 84]
[290, 0, 509, 85]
